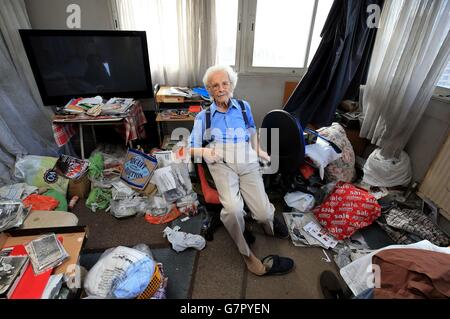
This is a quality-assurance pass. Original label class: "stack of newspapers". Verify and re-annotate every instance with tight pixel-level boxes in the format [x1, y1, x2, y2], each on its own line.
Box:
[101, 97, 135, 115]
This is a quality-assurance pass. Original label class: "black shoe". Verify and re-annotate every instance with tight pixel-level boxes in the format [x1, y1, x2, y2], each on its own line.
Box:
[320, 271, 347, 299]
[261, 255, 294, 275]
[273, 216, 289, 239]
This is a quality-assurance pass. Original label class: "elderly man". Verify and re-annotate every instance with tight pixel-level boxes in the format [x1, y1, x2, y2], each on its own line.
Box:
[190, 65, 294, 276]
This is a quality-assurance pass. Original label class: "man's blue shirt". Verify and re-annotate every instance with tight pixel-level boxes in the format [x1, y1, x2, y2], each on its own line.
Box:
[190, 99, 256, 148]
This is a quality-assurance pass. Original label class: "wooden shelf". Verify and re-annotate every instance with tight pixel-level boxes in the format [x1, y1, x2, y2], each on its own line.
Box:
[155, 113, 195, 122]
[155, 86, 203, 103]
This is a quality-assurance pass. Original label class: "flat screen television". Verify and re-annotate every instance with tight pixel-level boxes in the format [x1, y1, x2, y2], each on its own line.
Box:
[19, 29, 153, 106]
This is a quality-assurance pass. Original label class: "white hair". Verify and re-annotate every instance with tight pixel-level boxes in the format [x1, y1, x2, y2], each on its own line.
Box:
[203, 65, 238, 91]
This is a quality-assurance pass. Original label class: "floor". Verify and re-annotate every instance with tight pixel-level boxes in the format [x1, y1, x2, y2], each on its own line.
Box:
[76, 174, 400, 299]
[77, 197, 352, 299]
[191, 219, 346, 299]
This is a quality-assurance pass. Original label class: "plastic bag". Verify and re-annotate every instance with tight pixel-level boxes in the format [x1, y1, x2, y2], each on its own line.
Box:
[163, 226, 206, 253]
[14, 156, 69, 196]
[86, 188, 112, 212]
[363, 149, 412, 187]
[152, 163, 192, 203]
[110, 198, 140, 218]
[176, 193, 199, 216]
[305, 138, 341, 180]
[22, 194, 59, 211]
[284, 191, 315, 212]
[145, 204, 181, 225]
[314, 182, 381, 240]
[84, 246, 154, 299]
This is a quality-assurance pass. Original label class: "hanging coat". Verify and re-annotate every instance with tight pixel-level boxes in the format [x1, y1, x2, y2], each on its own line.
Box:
[284, 0, 383, 128]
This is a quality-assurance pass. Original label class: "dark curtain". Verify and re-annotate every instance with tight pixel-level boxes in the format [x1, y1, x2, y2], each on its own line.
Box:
[284, 0, 384, 127]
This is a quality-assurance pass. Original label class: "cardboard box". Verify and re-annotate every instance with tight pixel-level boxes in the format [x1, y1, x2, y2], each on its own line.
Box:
[68, 175, 91, 199]
[0, 226, 88, 276]
[139, 182, 157, 196]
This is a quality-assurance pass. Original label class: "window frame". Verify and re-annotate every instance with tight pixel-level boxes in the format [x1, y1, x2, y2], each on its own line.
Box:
[233, 0, 322, 75]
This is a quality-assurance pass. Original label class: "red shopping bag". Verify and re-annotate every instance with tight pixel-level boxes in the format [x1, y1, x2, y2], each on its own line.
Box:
[313, 182, 381, 240]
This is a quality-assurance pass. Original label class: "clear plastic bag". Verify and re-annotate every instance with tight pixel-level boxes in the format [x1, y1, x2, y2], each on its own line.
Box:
[152, 163, 192, 203]
[110, 198, 140, 218]
[176, 193, 199, 216]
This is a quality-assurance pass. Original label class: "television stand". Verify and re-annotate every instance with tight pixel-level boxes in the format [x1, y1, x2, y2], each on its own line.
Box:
[51, 102, 146, 159]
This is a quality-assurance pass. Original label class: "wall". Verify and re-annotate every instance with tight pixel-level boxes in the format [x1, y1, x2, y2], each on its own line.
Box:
[25, 0, 114, 30]
[234, 74, 303, 127]
[23, 1, 450, 184]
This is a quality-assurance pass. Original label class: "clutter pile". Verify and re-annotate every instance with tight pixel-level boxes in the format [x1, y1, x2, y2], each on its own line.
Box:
[275, 122, 449, 299]
[63, 96, 135, 117]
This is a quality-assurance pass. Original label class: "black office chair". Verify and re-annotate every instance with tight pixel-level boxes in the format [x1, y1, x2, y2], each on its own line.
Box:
[261, 109, 306, 174]
[260, 109, 309, 194]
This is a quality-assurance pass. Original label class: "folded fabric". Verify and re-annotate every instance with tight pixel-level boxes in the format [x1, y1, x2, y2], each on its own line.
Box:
[163, 226, 206, 253]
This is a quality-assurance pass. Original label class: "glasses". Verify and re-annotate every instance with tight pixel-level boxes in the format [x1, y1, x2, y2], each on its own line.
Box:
[209, 81, 231, 91]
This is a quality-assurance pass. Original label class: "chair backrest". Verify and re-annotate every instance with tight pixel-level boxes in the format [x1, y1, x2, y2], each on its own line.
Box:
[261, 109, 305, 174]
[196, 164, 221, 205]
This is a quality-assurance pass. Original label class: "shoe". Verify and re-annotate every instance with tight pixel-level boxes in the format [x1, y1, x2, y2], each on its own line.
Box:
[273, 216, 289, 239]
[319, 271, 347, 299]
[261, 255, 294, 276]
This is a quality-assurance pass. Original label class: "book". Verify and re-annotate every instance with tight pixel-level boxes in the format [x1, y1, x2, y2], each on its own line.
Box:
[0, 255, 29, 298]
[63, 98, 85, 114]
[6, 244, 55, 299]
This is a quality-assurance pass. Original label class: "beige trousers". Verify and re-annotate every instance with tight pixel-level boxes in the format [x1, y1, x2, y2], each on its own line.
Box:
[207, 143, 275, 256]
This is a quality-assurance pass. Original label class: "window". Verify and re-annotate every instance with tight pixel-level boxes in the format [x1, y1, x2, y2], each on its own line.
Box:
[216, 0, 239, 66]
[437, 60, 450, 89]
[216, 0, 333, 73]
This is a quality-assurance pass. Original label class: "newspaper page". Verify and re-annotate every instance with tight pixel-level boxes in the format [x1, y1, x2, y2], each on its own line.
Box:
[283, 212, 328, 248]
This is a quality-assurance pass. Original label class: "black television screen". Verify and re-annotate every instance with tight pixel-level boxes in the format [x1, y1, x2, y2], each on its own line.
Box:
[19, 29, 153, 106]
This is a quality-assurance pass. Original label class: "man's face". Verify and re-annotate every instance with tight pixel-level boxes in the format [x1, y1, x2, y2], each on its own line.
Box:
[209, 71, 232, 105]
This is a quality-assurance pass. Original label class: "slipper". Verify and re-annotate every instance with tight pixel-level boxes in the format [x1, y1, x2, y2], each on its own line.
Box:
[319, 271, 346, 299]
[261, 255, 294, 276]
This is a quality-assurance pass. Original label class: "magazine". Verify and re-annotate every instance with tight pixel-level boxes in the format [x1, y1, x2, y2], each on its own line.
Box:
[53, 155, 89, 180]
[303, 221, 338, 249]
[102, 98, 134, 115]
[0, 200, 29, 233]
[25, 234, 69, 274]
[0, 256, 29, 298]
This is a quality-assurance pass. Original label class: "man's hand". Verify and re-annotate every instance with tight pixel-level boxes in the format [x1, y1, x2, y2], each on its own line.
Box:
[257, 150, 271, 163]
[203, 148, 222, 164]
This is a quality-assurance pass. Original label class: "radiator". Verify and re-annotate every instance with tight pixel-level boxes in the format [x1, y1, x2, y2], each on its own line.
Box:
[418, 133, 450, 220]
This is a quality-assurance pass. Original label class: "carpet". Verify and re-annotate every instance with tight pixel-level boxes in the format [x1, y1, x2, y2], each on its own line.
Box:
[73, 200, 169, 250]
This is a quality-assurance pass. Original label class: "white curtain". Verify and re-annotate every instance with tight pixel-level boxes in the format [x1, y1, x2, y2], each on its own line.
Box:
[113, 0, 217, 87]
[0, 0, 49, 109]
[360, 0, 450, 158]
[0, 0, 59, 185]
